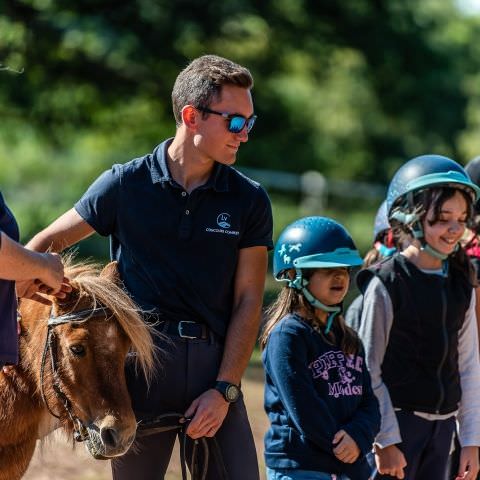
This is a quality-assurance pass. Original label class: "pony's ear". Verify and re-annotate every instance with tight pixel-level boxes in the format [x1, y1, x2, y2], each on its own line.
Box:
[100, 261, 120, 285]
[52, 287, 79, 314]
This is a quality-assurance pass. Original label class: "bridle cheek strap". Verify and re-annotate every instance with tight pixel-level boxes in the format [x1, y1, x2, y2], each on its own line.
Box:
[39, 306, 109, 442]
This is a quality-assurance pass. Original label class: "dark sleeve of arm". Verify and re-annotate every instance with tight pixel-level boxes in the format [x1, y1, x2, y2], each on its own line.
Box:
[74, 165, 121, 236]
[239, 186, 273, 250]
[265, 326, 338, 452]
[341, 350, 381, 456]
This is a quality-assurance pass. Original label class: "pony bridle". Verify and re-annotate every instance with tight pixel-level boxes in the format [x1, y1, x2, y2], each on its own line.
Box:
[39, 306, 109, 442]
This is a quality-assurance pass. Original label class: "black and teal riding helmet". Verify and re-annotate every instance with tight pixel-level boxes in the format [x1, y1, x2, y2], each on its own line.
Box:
[386, 154, 479, 260]
[273, 216, 363, 332]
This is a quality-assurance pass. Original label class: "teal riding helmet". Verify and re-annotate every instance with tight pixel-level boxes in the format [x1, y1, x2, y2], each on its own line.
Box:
[273, 216, 363, 333]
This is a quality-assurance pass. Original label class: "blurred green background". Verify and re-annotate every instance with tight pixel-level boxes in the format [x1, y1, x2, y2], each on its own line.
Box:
[2, 0, 480, 295]
[6, 4, 480, 475]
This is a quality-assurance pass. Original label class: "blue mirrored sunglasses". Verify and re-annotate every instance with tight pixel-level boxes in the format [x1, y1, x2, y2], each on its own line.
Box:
[197, 107, 257, 134]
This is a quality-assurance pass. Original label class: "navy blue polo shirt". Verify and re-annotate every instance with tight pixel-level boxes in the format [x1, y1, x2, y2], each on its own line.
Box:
[75, 139, 273, 337]
[0, 191, 20, 365]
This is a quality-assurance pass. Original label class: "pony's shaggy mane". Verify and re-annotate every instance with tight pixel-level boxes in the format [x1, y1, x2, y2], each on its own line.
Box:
[63, 258, 158, 383]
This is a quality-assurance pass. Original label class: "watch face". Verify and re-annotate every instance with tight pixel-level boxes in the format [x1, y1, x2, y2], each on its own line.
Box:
[225, 384, 240, 402]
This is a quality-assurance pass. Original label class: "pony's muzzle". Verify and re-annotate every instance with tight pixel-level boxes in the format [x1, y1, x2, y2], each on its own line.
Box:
[85, 416, 136, 459]
[99, 425, 135, 454]
[100, 426, 120, 450]
[100, 422, 136, 457]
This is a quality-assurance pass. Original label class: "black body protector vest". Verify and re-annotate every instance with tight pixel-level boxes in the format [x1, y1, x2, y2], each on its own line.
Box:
[357, 254, 472, 414]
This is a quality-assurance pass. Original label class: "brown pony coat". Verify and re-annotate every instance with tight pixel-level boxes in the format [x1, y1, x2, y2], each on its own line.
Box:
[0, 261, 157, 480]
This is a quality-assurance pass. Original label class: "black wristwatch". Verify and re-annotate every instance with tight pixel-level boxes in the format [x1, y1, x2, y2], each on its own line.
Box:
[214, 381, 241, 403]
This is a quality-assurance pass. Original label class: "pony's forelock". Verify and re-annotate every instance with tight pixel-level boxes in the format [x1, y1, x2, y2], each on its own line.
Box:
[63, 257, 158, 384]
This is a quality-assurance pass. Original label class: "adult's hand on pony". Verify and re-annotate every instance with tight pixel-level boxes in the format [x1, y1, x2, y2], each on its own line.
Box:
[16, 251, 68, 301]
[16, 277, 71, 305]
[35, 252, 67, 295]
[374, 444, 407, 479]
[332, 429, 360, 463]
[455, 446, 480, 480]
[184, 389, 229, 439]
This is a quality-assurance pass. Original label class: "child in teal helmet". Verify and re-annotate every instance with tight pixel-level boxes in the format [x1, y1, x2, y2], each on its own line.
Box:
[357, 155, 480, 480]
[260, 216, 380, 480]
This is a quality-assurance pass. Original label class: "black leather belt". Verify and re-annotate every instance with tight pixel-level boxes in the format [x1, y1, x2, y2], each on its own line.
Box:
[161, 320, 209, 340]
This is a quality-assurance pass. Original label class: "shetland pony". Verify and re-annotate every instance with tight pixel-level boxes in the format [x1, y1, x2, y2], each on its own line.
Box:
[0, 261, 156, 480]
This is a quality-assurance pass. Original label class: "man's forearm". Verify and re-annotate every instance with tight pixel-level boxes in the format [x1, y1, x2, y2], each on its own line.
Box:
[216, 246, 268, 385]
[27, 208, 95, 253]
[216, 298, 262, 385]
[0, 232, 49, 281]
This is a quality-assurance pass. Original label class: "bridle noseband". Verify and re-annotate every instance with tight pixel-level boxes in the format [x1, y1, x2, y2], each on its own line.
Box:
[39, 306, 109, 442]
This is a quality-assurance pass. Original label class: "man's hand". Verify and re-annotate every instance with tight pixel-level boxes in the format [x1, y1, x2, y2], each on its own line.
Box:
[455, 446, 479, 480]
[16, 277, 71, 305]
[332, 429, 360, 464]
[37, 252, 65, 295]
[16, 251, 71, 304]
[375, 444, 407, 479]
[184, 389, 230, 439]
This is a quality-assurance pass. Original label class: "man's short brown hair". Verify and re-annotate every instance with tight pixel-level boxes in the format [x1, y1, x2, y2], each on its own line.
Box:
[172, 55, 253, 126]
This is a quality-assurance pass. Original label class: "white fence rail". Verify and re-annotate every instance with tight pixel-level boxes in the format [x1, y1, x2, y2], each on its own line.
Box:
[239, 167, 386, 213]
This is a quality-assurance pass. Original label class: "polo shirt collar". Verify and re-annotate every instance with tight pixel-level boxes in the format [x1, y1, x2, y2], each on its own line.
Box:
[151, 138, 229, 192]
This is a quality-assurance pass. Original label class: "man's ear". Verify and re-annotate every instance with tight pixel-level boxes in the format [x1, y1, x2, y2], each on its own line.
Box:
[100, 261, 121, 285]
[181, 105, 199, 131]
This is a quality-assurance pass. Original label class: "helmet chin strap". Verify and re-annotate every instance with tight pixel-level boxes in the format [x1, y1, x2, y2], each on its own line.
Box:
[420, 243, 448, 260]
[410, 223, 450, 261]
[289, 270, 341, 334]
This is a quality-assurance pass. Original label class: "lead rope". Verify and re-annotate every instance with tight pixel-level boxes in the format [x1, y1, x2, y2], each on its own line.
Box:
[137, 413, 228, 480]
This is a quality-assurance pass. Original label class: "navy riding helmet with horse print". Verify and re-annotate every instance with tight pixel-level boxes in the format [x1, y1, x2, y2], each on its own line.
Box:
[386, 154, 480, 262]
[273, 216, 363, 280]
[273, 216, 363, 333]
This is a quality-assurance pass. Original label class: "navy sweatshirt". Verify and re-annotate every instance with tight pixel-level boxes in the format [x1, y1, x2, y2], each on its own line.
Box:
[263, 313, 380, 479]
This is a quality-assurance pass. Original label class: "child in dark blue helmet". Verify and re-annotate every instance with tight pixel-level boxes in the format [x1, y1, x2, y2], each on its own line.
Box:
[346, 200, 398, 332]
[260, 216, 380, 480]
[357, 155, 480, 480]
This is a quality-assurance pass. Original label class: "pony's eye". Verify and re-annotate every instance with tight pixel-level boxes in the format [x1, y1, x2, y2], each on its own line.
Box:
[69, 344, 86, 357]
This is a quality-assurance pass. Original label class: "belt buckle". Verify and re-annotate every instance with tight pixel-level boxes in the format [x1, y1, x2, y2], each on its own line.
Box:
[178, 321, 197, 339]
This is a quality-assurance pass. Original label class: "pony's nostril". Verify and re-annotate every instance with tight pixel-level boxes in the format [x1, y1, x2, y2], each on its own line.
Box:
[100, 427, 119, 449]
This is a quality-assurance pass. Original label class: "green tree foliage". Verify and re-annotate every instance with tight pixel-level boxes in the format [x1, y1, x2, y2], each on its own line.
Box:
[1, 0, 480, 243]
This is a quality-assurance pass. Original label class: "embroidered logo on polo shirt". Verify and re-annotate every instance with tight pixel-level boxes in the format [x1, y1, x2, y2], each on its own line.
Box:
[217, 213, 231, 229]
[206, 212, 240, 236]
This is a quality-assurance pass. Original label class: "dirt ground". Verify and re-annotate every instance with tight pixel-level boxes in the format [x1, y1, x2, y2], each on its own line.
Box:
[23, 366, 268, 480]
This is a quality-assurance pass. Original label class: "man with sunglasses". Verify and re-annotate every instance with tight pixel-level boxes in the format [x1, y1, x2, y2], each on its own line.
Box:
[24, 54, 273, 479]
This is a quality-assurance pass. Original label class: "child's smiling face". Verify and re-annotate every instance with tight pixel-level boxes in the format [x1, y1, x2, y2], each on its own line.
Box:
[423, 189, 468, 257]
